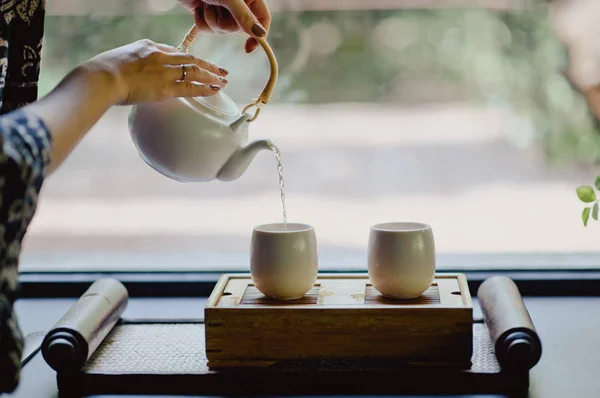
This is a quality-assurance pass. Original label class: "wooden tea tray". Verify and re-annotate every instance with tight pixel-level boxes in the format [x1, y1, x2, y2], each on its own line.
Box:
[204, 273, 473, 369]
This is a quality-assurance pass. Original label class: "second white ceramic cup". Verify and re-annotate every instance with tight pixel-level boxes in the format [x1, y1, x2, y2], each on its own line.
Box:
[368, 222, 436, 299]
[250, 223, 318, 300]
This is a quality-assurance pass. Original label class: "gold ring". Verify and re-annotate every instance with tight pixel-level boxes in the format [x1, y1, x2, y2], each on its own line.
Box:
[181, 64, 187, 80]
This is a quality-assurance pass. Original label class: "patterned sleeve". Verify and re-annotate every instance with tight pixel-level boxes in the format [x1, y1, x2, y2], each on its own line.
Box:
[0, 109, 52, 393]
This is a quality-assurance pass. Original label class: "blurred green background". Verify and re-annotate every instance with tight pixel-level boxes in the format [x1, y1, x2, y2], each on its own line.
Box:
[40, 2, 600, 169]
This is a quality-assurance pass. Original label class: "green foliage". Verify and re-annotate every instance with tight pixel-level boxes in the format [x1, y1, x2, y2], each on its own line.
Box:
[583, 207, 591, 227]
[577, 186, 597, 203]
[577, 178, 600, 226]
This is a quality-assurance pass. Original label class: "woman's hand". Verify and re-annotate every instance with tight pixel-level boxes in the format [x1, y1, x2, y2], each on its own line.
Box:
[178, 0, 271, 53]
[84, 39, 229, 105]
[26, 39, 231, 174]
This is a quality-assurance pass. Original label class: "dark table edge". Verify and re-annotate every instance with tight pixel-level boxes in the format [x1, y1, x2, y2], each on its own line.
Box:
[56, 371, 529, 397]
[18, 269, 600, 298]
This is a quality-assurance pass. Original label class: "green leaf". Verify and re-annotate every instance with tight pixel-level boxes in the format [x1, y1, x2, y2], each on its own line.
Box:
[596, 177, 600, 191]
[577, 186, 597, 203]
[583, 207, 591, 226]
[594, 203, 599, 221]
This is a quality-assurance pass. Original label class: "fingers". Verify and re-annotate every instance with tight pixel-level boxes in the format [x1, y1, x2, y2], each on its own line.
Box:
[143, 40, 229, 77]
[212, 6, 239, 33]
[221, 0, 267, 39]
[250, 0, 272, 33]
[177, 0, 198, 11]
[245, 37, 259, 53]
[154, 43, 178, 53]
[245, 38, 257, 54]
[202, 4, 221, 33]
[188, 0, 271, 53]
[193, 6, 214, 34]
[170, 81, 222, 98]
[164, 52, 229, 77]
[107, 38, 231, 104]
[245, 0, 271, 53]
[166, 63, 228, 87]
[195, 5, 239, 35]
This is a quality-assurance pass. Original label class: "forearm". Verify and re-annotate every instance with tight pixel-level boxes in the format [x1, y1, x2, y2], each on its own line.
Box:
[25, 64, 118, 174]
[22, 38, 228, 175]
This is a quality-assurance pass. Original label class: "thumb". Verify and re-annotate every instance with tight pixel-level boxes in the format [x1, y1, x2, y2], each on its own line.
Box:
[224, 0, 267, 38]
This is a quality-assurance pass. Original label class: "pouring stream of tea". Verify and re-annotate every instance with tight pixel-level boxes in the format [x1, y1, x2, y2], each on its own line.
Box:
[269, 143, 287, 225]
[177, 27, 286, 223]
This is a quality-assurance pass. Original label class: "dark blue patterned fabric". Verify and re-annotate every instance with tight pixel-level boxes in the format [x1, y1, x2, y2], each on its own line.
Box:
[0, 0, 46, 114]
[0, 0, 51, 393]
[0, 110, 51, 393]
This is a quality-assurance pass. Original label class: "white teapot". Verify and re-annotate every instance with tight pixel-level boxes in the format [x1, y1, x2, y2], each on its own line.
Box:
[128, 26, 278, 182]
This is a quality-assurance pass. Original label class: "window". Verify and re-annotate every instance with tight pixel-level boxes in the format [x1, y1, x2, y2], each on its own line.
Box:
[22, 0, 600, 273]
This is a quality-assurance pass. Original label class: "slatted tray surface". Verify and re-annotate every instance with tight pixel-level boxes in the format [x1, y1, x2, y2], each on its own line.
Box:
[204, 273, 474, 368]
[237, 284, 443, 306]
[211, 273, 467, 308]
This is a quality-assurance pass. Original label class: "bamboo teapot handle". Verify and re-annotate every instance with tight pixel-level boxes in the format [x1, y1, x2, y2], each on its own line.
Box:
[177, 25, 278, 122]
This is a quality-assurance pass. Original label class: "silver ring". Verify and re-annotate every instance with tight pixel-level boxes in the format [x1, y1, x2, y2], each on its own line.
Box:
[181, 64, 187, 80]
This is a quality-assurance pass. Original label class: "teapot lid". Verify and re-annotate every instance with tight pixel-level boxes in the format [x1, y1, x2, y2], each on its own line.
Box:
[193, 90, 239, 117]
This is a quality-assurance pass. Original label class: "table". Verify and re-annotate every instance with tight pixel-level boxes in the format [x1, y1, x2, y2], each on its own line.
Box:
[6, 296, 600, 398]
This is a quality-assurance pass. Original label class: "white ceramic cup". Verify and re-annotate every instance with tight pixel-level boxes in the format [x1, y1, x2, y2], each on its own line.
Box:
[250, 223, 318, 300]
[368, 222, 436, 299]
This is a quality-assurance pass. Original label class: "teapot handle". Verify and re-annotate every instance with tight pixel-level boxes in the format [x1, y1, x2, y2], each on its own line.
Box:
[177, 25, 279, 122]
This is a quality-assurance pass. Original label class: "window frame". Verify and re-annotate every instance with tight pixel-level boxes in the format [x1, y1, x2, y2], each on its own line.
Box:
[26, 2, 599, 299]
[18, 264, 600, 299]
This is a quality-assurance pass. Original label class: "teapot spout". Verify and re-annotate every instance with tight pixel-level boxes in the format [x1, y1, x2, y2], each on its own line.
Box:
[217, 139, 273, 182]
